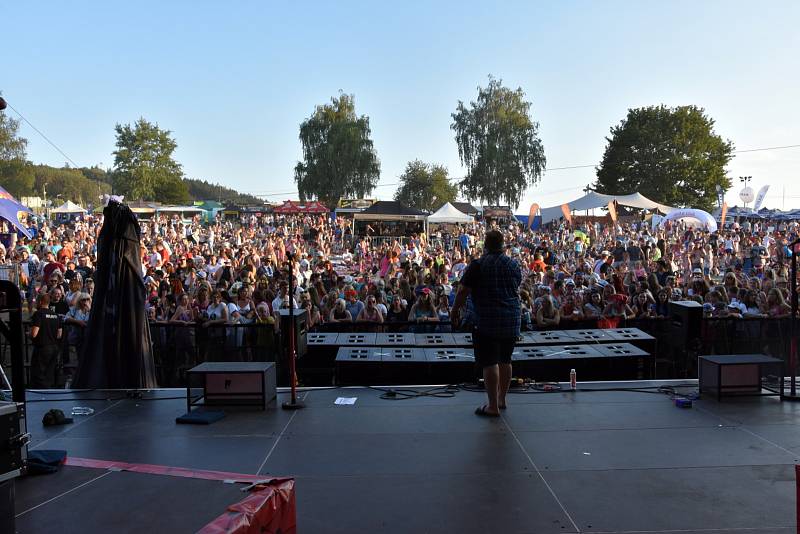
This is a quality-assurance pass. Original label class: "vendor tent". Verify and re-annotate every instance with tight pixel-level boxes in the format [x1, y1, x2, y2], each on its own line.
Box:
[273, 200, 330, 214]
[354, 201, 427, 221]
[451, 202, 480, 216]
[539, 191, 673, 224]
[273, 200, 302, 214]
[0, 186, 32, 238]
[428, 202, 474, 224]
[352, 201, 427, 237]
[51, 200, 87, 215]
[155, 205, 204, 219]
[304, 201, 330, 214]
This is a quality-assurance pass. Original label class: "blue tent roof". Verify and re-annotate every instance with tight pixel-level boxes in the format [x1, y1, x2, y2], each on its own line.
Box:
[0, 186, 32, 238]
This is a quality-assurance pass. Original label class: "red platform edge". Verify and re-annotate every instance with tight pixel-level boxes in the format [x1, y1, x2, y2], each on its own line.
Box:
[64, 457, 296, 533]
[197, 478, 296, 534]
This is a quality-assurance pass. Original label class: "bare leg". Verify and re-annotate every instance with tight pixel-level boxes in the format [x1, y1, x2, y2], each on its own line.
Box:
[498, 363, 512, 409]
[482, 364, 500, 414]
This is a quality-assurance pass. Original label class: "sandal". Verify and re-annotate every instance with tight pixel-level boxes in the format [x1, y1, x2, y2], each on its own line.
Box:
[475, 405, 500, 417]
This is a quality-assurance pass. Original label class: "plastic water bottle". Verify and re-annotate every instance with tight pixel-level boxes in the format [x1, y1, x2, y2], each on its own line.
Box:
[570, 369, 577, 391]
[71, 407, 95, 416]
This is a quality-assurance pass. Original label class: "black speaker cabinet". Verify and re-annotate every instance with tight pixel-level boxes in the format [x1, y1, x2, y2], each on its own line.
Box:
[278, 309, 308, 358]
[667, 300, 703, 348]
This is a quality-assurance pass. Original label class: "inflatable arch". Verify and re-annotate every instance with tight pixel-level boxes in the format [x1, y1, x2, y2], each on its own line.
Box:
[659, 208, 718, 233]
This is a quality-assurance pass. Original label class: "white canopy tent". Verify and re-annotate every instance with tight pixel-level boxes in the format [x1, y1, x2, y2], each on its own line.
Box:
[51, 200, 87, 214]
[539, 191, 673, 224]
[427, 202, 474, 224]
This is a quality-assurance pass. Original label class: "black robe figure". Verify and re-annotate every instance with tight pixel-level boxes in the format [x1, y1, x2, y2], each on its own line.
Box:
[73, 200, 157, 389]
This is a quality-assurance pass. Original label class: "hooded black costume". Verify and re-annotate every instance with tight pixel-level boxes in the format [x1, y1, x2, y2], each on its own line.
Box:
[73, 200, 157, 388]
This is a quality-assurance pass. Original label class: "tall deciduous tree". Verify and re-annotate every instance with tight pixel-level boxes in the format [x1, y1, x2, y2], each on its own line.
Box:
[394, 160, 457, 212]
[111, 118, 188, 202]
[594, 105, 733, 211]
[295, 93, 380, 206]
[451, 76, 546, 207]
[0, 103, 35, 198]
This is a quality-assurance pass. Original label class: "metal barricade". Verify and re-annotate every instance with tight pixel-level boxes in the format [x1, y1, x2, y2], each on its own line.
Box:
[148, 322, 278, 387]
[0, 265, 20, 287]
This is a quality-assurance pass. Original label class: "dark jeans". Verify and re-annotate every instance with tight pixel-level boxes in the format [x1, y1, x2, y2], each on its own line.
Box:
[31, 345, 60, 389]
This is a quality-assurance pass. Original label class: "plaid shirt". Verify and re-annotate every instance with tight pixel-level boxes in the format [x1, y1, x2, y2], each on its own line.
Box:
[461, 252, 521, 339]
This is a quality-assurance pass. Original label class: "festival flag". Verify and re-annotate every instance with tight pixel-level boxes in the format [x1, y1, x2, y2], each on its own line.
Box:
[720, 201, 728, 228]
[560, 203, 572, 225]
[527, 203, 539, 229]
[607, 200, 618, 223]
[752, 185, 770, 212]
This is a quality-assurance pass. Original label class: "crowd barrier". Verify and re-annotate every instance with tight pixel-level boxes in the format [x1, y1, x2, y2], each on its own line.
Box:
[0, 322, 279, 389]
[0, 316, 794, 388]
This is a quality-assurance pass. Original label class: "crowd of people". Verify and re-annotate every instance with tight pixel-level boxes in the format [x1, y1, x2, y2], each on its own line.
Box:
[3, 206, 799, 386]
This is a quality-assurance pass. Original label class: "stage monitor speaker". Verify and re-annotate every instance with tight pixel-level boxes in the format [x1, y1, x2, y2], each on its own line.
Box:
[667, 300, 703, 347]
[278, 309, 308, 358]
[188, 362, 276, 409]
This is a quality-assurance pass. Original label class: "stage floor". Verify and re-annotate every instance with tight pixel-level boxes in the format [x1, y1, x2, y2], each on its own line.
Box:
[12, 381, 800, 534]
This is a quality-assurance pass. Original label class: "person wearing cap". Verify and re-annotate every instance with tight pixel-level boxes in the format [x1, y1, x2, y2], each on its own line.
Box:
[452, 230, 521, 418]
[344, 288, 364, 320]
[408, 287, 438, 331]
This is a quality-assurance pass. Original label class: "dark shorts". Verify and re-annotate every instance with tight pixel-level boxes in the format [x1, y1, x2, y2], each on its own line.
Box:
[473, 332, 515, 368]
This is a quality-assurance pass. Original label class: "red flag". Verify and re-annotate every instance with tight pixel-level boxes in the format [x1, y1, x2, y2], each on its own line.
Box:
[560, 203, 572, 225]
[527, 203, 539, 229]
[608, 200, 618, 223]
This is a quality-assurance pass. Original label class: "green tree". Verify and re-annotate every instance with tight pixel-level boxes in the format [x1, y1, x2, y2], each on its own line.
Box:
[394, 160, 457, 212]
[451, 76, 546, 207]
[32, 165, 112, 206]
[111, 118, 188, 202]
[0, 104, 34, 198]
[594, 105, 733, 211]
[79, 165, 111, 184]
[295, 93, 380, 206]
[184, 178, 263, 205]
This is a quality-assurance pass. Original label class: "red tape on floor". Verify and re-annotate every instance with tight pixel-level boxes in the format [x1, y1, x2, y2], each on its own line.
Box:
[65, 457, 296, 533]
[65, 456, 268, 483]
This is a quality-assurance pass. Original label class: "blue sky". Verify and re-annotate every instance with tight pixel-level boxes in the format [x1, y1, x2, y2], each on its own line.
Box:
[4, 0, 799, 210]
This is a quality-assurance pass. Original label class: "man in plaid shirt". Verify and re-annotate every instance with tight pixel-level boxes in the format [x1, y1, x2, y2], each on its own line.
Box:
[452, 230, 521, 417]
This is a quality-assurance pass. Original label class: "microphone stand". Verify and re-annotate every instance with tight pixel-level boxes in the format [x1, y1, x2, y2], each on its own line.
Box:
[282, 251, 304, 410]
[783, 238, 800, 401]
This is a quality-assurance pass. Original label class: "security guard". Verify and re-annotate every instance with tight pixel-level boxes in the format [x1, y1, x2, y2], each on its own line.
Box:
[30, 293, 62, 388]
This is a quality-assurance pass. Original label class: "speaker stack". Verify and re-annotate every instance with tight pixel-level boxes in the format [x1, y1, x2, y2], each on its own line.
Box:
[665, 301, 703, 377]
